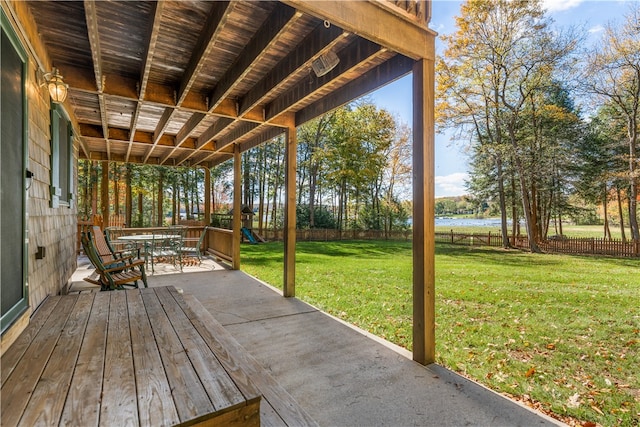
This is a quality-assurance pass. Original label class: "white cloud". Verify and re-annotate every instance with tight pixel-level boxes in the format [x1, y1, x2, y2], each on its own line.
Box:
[435, 172, 469, 197]
[588, 24, 605, 34]
[542, 0, 584, 13]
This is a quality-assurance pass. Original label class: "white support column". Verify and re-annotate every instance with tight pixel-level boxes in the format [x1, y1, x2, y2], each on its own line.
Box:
[283, 122, 297, 297]
[412, 57, 436, 365]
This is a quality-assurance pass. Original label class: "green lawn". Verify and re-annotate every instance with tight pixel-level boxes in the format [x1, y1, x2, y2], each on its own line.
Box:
[240, 240, 639, 426]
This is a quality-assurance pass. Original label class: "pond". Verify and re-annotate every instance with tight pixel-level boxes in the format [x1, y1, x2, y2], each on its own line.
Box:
[434, 217, 511, 227]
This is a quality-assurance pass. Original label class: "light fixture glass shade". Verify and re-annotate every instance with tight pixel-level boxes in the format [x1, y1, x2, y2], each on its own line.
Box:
[46, 68, 68, 103]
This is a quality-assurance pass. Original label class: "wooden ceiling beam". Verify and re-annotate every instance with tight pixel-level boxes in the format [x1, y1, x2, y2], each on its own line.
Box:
[84, 0, 111, 160]
[208, 3, 300, 112]
[282, 0, 435, 60]
[237, 22, 345, 117]
[178, 1, 235, 106]
[266, 37, 384, 121]
[128, 0, 165, 161]
[159, 112, 207, 165]
[83, 0, 104, 93]
[296, 54, 414, 125]
[144, 107, 175, 163]
[198, 118, 234, 149]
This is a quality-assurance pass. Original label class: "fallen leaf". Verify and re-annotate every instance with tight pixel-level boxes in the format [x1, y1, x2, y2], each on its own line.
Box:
[591, 405, 604, 415]
[546, 343, 556, 350]
[582, 422, 597, 427]
[567, 393, 581, 408]
[525, 367, 536, 378]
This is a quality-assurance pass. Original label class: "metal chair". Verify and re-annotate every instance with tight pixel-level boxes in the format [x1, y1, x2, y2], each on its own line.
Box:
[180, 226, 208, 264]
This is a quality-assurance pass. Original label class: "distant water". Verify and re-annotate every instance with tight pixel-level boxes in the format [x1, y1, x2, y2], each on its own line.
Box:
[435, 217, 507, 227]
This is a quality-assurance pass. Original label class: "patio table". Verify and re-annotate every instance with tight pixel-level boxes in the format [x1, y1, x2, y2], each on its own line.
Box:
[118, 234, 181, 270]
[0, 286, 261, 426]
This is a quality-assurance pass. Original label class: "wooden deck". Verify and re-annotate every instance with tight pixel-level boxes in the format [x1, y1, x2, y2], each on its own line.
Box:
[1, 286, 262, 426]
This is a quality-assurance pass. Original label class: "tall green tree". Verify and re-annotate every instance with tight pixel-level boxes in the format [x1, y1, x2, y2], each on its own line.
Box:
[437, 0, 578, 250]
[582, 3, 640, 240]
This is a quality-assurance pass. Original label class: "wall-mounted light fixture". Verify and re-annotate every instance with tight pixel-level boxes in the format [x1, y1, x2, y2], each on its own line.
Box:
[25, 169, 34, 190]
[41, 68, 69, 103]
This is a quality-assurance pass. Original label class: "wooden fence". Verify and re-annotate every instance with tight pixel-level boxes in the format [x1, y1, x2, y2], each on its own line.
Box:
[435, 231, 640, 258]
[262, 228, 412, 242]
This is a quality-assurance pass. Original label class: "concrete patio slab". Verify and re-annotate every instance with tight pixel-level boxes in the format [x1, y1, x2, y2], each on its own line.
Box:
[143, 263, 563, 427]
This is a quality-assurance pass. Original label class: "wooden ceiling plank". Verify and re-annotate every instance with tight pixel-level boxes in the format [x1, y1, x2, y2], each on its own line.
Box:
[238, 22, 345, 117]
[178, 2, 235, 106]
[208, 3, 300, 111]
[282, 0, 435, 60]
[265, 37, 384, 121]
[296, 54, 414, 125]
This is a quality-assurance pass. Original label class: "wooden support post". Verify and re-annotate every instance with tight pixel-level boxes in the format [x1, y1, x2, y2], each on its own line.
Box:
[204, 166, 211, 225]
[232, 145, 241, 270]
[101, 161, 109, 229]
[412, 57, 436, 365]
[283, 121, 297, 297]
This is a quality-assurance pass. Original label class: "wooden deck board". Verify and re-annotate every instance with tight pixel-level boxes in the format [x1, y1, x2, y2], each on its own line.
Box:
[101, 291, 139, 426]
[154, 286, 248, 411]
[177, 291, 317, 426]
[60, 291, 111, 427]
[127, 289, 180, 427]
[18, 293, 94, 426]
[0, 296, 78, 426]
[140, 288, 215, 421]
[1, 286, 298, 426]
[1, 296, 61, 386]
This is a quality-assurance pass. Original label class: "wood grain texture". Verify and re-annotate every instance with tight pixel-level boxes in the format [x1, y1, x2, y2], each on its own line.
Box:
[18, 294, 93, 426]
[60, 292, 110, 427]
[101, 291, 139, 426]
[140, 288, 214, 421]
[0, 296, 77, 426]
[177, 290, 317, 426]
[1, 286, 269, 426]
[127, 289, 180, 427]
[1, 296, 60, 386]
[154, 287, 245, 411]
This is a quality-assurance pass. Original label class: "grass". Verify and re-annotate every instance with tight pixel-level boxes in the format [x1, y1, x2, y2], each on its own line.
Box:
[241, 240, 640, 426]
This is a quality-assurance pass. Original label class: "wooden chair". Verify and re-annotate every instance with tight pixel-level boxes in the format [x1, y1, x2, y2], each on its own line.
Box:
[91, 225, 139, 264]
[81, 231, 148, 291]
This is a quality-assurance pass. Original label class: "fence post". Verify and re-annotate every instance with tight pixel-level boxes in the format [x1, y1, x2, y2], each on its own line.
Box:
[450, 229, 454, 243]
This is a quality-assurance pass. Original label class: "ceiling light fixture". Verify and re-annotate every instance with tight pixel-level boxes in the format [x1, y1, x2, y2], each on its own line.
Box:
[311, 51, 339, 77]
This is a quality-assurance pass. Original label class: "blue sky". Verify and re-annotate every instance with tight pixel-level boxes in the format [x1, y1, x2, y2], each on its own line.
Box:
[368, 0, 632, 197]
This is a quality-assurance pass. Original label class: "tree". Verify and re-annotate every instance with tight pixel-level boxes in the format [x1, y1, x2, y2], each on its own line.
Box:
[582, 3, 640, 240]
[437, 0, 579, 251]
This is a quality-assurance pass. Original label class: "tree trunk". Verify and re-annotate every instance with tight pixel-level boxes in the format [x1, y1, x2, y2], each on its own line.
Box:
[137, 191, 144, 227]
[496, 156, 511, 248]
[603, 188, 611, 240]
[101, 162, 110, 228]
[617, 186, 627, 242]
[627, 117, 639, 240]
[125, 165, 132, 227]
[157, 169, 164, 227]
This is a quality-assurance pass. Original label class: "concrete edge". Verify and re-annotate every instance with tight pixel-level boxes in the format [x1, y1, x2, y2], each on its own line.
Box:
[241, 270, 566, 426]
